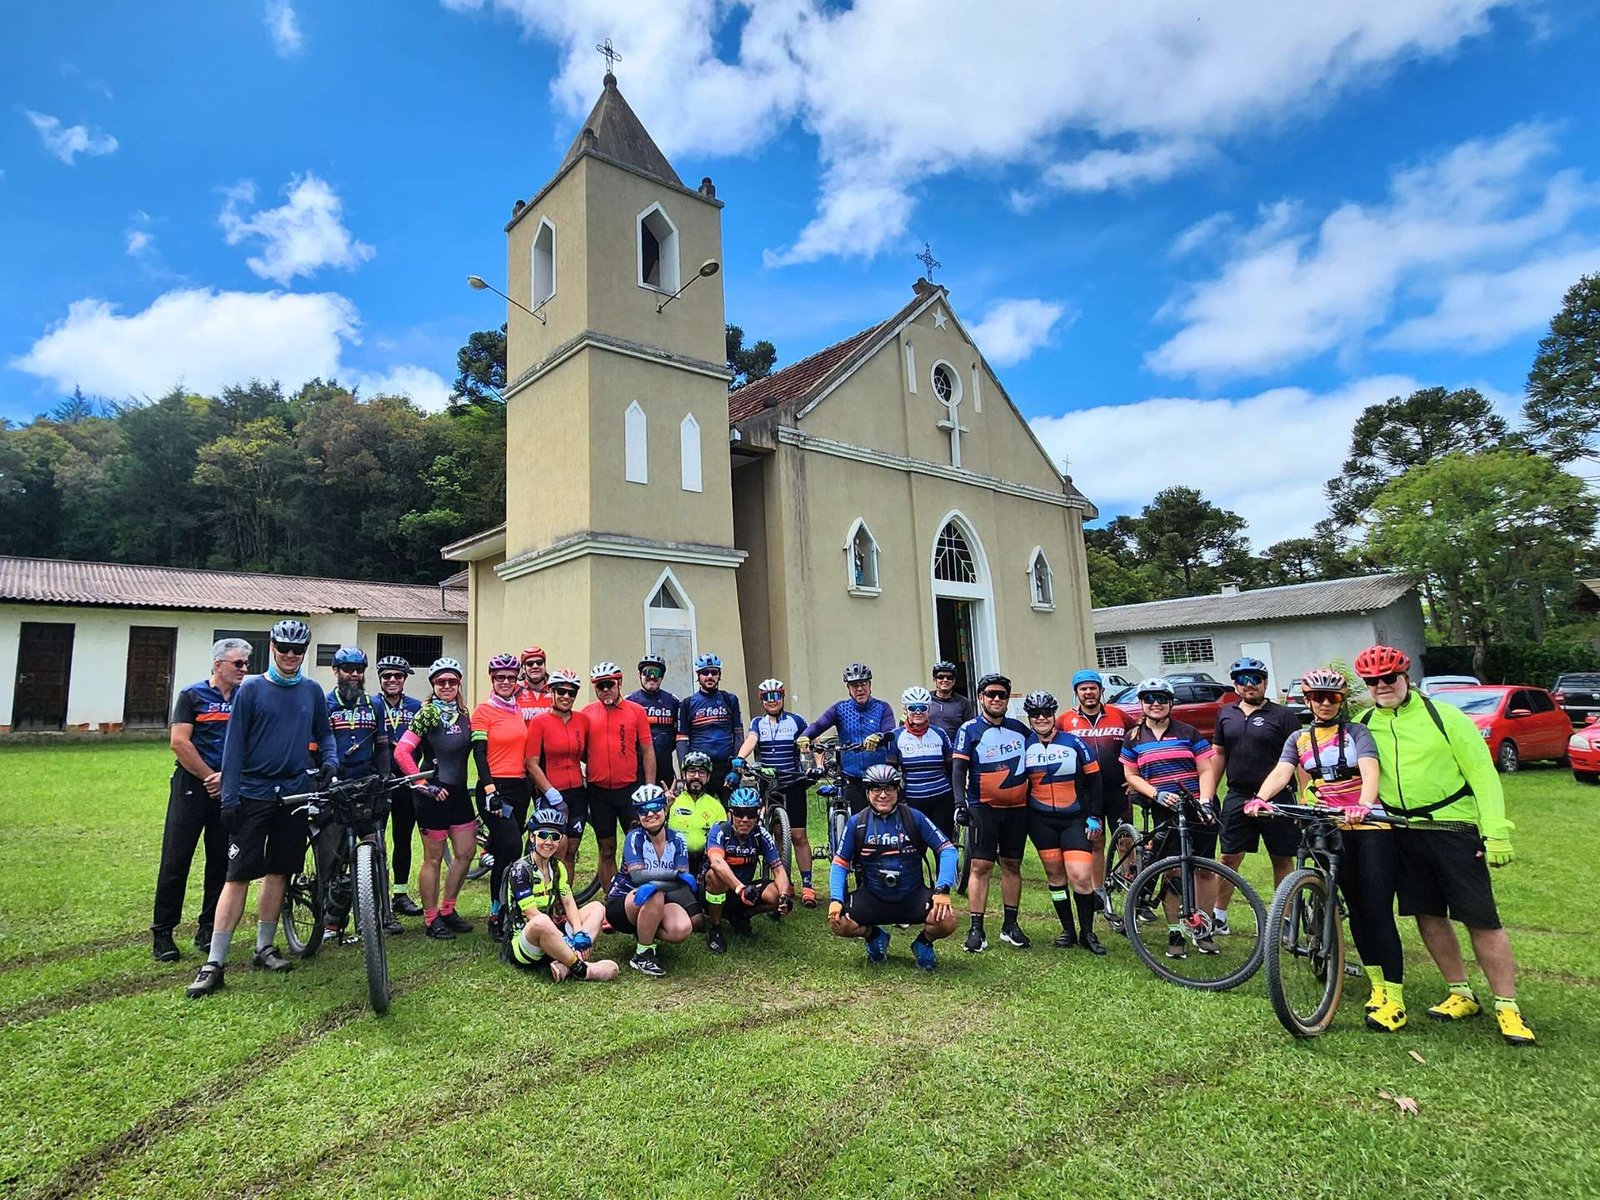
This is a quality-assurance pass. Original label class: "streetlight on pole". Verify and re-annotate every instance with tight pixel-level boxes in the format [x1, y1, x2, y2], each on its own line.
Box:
[655, 259, 720, 314]
[467, 275, 547, 325]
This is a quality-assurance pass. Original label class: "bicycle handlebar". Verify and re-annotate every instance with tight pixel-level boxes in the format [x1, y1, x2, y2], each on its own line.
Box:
[1262, 801, 1409, 828]
[280, 770, 431, 806]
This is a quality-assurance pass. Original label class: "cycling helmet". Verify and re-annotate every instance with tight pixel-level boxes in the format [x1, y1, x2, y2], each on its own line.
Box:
[1071, 669, 1102, 691]
[331, 646, 368, 669]
[901, 685, 933, 708]
[519, 646, 545, 663]
[757, 678, 785, 696]
[1023, 690, 1058, 716]
[931, 659, 958, 675]
[1135, 676, 1174, 700]
[529, 807, 565, 834]
[590, 662, 623, 682]
[1353, 645, 1411, 677]
[694, 653, 722, 671]
[547, 667, 582, 688]
[638, 654, 666, 672]
[631, 783, 669, 811]
[486, 653, 520, 673]
[270, 618, 311, 647]
[975, 672, 1012, 695]
[375, 655, 412, 676]
[842, 662, 873, 684]
[428, 657, 464, 681]
[1299, 667, 1350, 694]
[1229, 656, 1269, 681]
[727, 787, 762, 813]
[862, 763, 901, 789]
[682, 751, 714, 774]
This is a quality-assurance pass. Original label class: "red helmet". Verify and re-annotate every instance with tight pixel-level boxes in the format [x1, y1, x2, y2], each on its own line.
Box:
[519, 646, 545, 663]
[1353, 645, 1411, 678]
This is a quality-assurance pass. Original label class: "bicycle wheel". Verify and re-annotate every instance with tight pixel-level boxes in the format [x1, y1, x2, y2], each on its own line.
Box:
[281, 836, 328, 958]
[1101, 822, 1140, 933]
[954, 821, 974, 896]
[1265, 868, 1344, 1038]
[1124, 855, 1264, 991]
[827, 805, 850, 863]
[354, 842, 391, 1014]
[762, 804, 793, 882]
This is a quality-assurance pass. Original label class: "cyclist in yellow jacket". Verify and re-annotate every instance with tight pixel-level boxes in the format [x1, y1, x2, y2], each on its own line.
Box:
[1354, 645, 1533, 1045]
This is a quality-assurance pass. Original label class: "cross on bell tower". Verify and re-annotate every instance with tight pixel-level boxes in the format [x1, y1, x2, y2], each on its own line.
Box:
[914, 241, 942, 279]
[596, 37, 622, 76]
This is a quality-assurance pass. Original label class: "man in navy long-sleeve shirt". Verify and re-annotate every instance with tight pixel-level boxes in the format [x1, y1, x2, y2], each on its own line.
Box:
[800, 663, 896, 813]
[187, 619, 338, 998]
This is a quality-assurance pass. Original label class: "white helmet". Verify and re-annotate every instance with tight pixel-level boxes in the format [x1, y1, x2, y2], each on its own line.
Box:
[589, 661, 623, 681]
[901, 686, 933, 707]
[1136, 676, 1175, 700]
[548, 667, 582, 688]
[757, 678, 785, 695]
[428, 657, 463, 681]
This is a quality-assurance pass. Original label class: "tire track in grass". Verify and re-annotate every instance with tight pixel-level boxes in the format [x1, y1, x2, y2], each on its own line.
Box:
[0, 970, 179, 1029]
[0, 931, 146, 975]
[21, 950, 474, 1200]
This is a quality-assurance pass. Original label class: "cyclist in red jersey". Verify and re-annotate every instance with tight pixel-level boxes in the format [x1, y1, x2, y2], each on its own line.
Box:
[472, 653, 536, 942]
[1058, 669, 1136, 914]
[581, 661, 656, 893]
[515, 647, 553, 721]
[525, 667, 590, 884]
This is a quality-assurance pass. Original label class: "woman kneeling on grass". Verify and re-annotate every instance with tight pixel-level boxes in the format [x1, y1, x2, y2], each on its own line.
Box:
[605, 784, 703, 978]
[503, 807, 617, 981]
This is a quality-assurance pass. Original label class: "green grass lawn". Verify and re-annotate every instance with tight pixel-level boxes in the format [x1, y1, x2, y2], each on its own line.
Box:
[2, 743, 1597, 1199]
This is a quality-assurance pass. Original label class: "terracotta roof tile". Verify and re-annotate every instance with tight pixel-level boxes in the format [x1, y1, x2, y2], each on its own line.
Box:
[727, 320, 890, 423]
[0, 556, 467, 622]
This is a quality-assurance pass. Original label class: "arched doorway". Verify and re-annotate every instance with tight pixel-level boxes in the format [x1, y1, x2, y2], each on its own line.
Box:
[930, 513, 998, 698]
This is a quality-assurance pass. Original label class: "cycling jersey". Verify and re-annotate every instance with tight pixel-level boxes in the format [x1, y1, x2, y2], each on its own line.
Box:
[627, 686, 682, 771]
[706, 820, 781, 884]
[395, 699, 472, 788]
[1358, 694, 1509, 837]
[582, 698, 651, 789]
[1215, 700, 1302, 795]
[1119, 718, 1214, 800]
[515, 684, 553, 723]
[927, 692, 974, 743]
[326, 688, 386, 779]
[953, 716, 1031, 808]
[378, 694, 422, 745]
[505, 855, 572, 919]
[749, 710, 809, 782]
[609, 826, 692, 898]
[1023, 730, 1102, 817]
[830, 803, 957, 901]
[172, 680, 233, 771]
[884, 724, 954, 802]
[471, 696, 527, 779]
[803, 699, 896, 778]
[220, 675, 337, 806]
[669, 789, 728, 855]
[677, 689, 744, 760]
[1280, 721, 1377, 809]
[524, 710, 588, 792]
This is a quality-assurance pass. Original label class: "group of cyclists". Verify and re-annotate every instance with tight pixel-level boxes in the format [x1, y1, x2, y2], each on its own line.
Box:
[152, 620, 1535, 1044]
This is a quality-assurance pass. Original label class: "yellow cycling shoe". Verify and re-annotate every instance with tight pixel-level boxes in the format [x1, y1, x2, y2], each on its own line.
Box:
[1365, 984, 1387, 1014]
[1364, 999, 1407, 1032]
[1496, 1007, 1536, 1046]
[1427, 992, 1481, 1021]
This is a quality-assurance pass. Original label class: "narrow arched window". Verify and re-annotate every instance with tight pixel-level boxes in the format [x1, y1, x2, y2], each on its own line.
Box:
[1028, 547, 1054, 610]
[624, 401, 647, 484]
[845, 519, 880, 595]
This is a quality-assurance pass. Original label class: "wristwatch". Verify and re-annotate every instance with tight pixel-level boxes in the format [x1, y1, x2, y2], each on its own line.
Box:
[934, 885, 951, 895]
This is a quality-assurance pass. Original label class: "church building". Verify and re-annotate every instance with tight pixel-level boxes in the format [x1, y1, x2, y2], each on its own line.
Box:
[443, 71, 1098, 710]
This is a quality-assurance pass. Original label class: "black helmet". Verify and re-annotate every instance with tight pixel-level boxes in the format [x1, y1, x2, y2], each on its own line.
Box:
[975, 672, 1012, 696]
[932, 660, 957, 675]
[639, 654, 666, 672]
[842, 662, 872, 684]
[862, 763, 901, 789]
[1022, 690, 1058, 716]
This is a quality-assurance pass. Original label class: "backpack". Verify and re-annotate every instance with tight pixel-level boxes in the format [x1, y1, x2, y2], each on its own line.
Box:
[849, 803, 933, 887]
[1356, 695, 1472, 818]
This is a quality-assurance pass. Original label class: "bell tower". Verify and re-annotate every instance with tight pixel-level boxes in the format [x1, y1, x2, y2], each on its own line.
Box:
[493, 71, 745, 689]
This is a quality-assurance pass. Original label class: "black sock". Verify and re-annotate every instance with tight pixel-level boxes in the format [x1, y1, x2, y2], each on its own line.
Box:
[913, 931, 931, 946]
[1051, 890, 1076, 935]
[970, 913, 985, 932]
[1074, 892, 1099, 938]
[1003, 905, 1019, 928]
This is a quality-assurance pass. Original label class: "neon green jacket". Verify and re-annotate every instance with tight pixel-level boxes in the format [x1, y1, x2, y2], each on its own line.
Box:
[1359, 693, 1511, 839]
[669, 790, 727, 855]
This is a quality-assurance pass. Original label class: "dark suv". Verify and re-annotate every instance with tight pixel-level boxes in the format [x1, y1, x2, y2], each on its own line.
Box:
[1552, 673, 1600, 726]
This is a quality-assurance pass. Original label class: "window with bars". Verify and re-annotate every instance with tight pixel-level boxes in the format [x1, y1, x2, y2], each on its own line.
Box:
[934, 521, 977, 584]
[1159, 638, 1216, 666]
[213, 629, 269, 675]
[1097, 644, 1129, 670]
[375, 634, 444, 671]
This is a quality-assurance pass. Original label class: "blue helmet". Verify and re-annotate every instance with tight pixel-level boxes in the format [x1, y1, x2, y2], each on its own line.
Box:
[727, 787, 761, 812]
[331, 646, 368, 669]
[694, 653, 722, 672]
[1229, 657, 1268, 681]
[1071, 669, 1102, 691]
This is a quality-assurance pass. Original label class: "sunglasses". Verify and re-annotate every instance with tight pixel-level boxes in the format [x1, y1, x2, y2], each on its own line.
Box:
[641, 669, 664, 680]
[698, 669, 721, 676]
[728, 807, 760, 817]
[434, 678, 461, 688]
[981, 690, 1009, 700]
[1234, 673, 1266, 686]
[1361, 673, 1401, 686]
[274, 644, 307, 655]
[1306, 691, 1344, 704]
[552, 687, 579, 698]
[762, 691, 784, 702]
[226, 659, 250, 669]
[523, 659, 545, 667]
[595, 680, 619, 690]
[635, 801, 667, 815]
[533, 829, 563, 842]
[933, 674, 955, 681]
[904, 703, 929, 714]
[491, 673, 518, 683]
[379, 671, 406, 681]
[1141, 695, 1173, 704]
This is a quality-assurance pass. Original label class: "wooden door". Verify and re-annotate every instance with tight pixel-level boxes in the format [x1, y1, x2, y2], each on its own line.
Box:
[123, 627, 178, 727]
[12, 622, 74, 730]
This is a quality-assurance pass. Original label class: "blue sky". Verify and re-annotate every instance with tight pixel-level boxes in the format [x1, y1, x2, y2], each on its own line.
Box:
[3, 1, 1597, 545]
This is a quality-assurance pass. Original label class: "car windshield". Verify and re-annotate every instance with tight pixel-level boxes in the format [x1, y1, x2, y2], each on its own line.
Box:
[1431, 689, 1502, 715]
[1556, 674, 1600, 689]
[1107, 685, 1139, 705]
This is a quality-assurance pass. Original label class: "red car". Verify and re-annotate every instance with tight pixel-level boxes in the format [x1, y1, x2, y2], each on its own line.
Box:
[1111, 681, 1239, 739]
[1569, 716, 1600, 785]
[1429, 685, 1574, 773]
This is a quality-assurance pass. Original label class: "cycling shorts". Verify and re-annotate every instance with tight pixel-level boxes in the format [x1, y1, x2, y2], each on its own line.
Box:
[1394, 828, 1500, 929]
[415, 781, 475, 833]
[587, 784, 638, 842]
[846, 885, 932, 928]
[557, 785, 588, 838]
[1149, 808, 1219, 860]
[780, 778, 811, 827]
[225, 797, 309, 882]
[973, 803, 1029, 863]
[606, 881, 703, 933]
[1028, 809, 1094, 865]
[1219, 791, 1299, 858]
[910, 792, 955, 841]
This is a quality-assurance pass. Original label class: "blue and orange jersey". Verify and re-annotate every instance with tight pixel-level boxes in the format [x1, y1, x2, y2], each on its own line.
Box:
[677, 689, 743, 759]
[953, 716, 1031, 808]
[829, 803, 956, 901]
[1119, 718, 1214, 799]
[326, 688, 387, 778]
[1023, 731, 1101, 817]
[172, 680, 234, 772]
[627, 687, 682, 766]
[706, 819, 781, 884]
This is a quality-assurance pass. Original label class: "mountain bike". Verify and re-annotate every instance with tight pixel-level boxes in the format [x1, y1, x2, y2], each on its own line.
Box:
[733, 762, 794, 886]
[279, 772, 428, 1014]
[1262, 802, 1409, 1038]
[1101, 803, 1159, 935]
[1123, 783, 1265, 991]
[807, 740, 866, 868]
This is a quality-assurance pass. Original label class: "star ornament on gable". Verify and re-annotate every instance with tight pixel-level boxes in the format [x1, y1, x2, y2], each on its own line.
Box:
[932, 307, 948, 330]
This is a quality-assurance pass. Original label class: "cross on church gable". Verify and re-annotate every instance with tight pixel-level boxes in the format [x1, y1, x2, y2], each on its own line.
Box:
[596, 37, 622, 74]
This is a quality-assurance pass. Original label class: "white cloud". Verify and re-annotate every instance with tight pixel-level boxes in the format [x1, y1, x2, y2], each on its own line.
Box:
[265, 1, 304, 57]
[1041, 141, 1211, 195]
[1381, 245, 1600, 352]
[1170, 212, 1235, 259]
[969, 298, 1071, 367]
[354, 365, 453, 413]
[1031, 374, 1419, 545]
[25, 110, 118, 164]
[125, 229, 154, 257]
[443, 1, 1513, 263]
[219, 174, 375, 286]
[10, 288, 359, 400]
[1148, 124, 1597, 379]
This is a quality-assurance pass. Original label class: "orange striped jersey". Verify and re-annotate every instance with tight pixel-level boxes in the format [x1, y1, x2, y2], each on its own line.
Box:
[953, 716, 1031, 808]
[1023, 731, 1101, 816]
